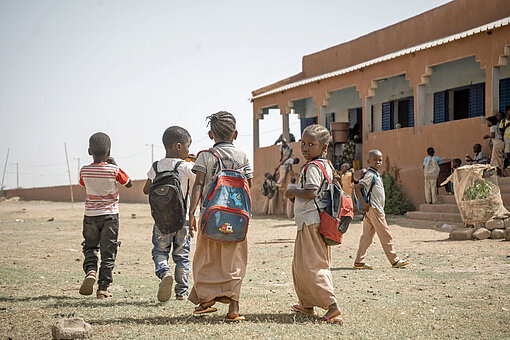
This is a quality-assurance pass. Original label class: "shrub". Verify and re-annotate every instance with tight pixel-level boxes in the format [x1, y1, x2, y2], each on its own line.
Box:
[382, 169, 414, 215]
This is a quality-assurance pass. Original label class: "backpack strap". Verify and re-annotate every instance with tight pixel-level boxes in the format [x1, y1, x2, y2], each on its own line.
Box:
[303, 159, 332, 185]
[173, 160, 184, 172]
[365, 168, 378, 205]
[152, 161, 159, 176]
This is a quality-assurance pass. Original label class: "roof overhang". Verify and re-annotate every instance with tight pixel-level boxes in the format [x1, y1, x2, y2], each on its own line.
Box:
[251, 16, 510, 101]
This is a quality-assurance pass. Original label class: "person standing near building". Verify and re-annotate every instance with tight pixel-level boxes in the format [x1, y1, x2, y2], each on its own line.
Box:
[423, 147, 441, 204]
[484, 115, 504, 176]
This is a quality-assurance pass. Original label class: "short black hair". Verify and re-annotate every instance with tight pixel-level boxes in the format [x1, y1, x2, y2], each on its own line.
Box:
[427, 147, 435, 156]
[452, 158, 462, 167]
[89, 132, 111, 156]
[487, 116, 498, 125]
[474, 143, 482, 150]
[293, 158, 300, 164]
[162, 126, 191, 150]
[207, 111, 236, 140]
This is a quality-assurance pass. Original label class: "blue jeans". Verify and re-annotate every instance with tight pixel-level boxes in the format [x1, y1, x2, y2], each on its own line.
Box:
[151, 224, 190, 296]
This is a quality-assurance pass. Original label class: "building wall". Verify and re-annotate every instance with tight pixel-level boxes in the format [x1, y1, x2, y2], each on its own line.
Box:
[5, 180, 148, 203]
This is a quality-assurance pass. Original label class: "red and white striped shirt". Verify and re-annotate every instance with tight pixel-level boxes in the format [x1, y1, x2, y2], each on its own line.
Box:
[79, 163, 130, 216]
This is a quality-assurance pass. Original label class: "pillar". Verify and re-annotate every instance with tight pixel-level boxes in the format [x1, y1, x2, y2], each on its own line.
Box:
[253, 118, 260, 154]
[319, 106, 326, 126]
[282, 112, 290, 141]
[416, 84, 426, 132]
[363, 97, 372, 140]
[492, 66, 500, 114]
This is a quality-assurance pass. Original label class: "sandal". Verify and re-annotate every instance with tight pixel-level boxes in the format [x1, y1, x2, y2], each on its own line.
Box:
[79, 271, 96, 296]
[354, 263, 373, 270]
[193, 304, 218, 315]
[96, 290, 112, 299]
[321, 315, 343, 324]
[224, 314, 246, 322]
[292, 304, 317, 316]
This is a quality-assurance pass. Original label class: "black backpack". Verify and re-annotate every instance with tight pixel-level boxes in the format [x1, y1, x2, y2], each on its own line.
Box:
[149, 161, 189, 234]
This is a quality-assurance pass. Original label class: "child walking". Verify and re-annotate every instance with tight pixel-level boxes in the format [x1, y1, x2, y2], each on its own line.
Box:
[79, 132, 132, 298]
[354, 150, 408, 270]
[262, 172, 277, 215]
[143, 126, 195, 302]
[285, 124, 342, 324]
[188, 111, 252, 321]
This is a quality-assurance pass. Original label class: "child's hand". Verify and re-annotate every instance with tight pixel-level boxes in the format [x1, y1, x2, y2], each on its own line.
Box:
[189, 213, 197, 238]
[106, 157, 117, 165]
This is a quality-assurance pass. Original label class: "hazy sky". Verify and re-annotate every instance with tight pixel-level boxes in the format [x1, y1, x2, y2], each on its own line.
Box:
[0, 0, 451, 189]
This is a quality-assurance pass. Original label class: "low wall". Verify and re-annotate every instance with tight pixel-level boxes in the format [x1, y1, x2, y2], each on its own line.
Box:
[4, 180, 148, 203]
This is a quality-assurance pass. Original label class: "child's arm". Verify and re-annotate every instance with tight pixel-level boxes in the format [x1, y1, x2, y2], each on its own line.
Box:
[111, 157, 132, 188]
[285, 187, 317, 200]
[188, 170, 206, 238]
[142, 179, 152, 194]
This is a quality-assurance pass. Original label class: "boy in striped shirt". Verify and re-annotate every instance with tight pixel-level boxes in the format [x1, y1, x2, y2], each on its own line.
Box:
[78, 132, 132, 298]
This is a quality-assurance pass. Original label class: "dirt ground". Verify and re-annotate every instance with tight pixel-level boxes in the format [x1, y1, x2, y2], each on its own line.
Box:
[0, 200, 509, 339]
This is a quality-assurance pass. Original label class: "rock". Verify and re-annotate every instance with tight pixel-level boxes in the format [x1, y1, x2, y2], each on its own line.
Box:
[472, 228, 491, 240]
[504, 218, 510, 228]
[490, 229, 505, 239]
[51, 318, 92, 339]
[131, 213, 136, 219]
[485, 219, 504, 230]
[449, 228, 474, 240]
[505, 228, 510, 241]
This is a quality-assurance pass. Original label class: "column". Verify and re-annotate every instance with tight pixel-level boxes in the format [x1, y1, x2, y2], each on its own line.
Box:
[319, 106, 326, 126]
[282, 112, 290, 141]
[364, 97, 372, 139]
[253, 118, 260, 153]
[416, 84, 426, 133]
[492, 66, 500, 115]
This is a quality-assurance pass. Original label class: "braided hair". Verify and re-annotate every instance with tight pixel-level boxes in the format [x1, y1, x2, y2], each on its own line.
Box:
[207, 111, 237, 140]
[302, 124, 331, 145]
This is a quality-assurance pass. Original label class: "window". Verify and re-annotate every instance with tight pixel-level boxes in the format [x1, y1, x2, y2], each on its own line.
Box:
[300, 117, 317, 134]
[381, 97, 414, 131]
[500, 78, 510, 112]
[433, 82, 485, 123]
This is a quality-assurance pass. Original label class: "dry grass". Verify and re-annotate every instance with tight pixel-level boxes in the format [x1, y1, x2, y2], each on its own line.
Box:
[0, 201, 509, 339]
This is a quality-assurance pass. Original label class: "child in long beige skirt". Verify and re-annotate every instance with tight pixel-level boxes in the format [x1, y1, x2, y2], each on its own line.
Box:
[285, 124, 342, 324]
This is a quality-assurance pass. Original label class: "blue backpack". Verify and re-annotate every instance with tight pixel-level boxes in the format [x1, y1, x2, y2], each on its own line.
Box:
[352, 168, 378, 213]
[199, 149, 251, 243]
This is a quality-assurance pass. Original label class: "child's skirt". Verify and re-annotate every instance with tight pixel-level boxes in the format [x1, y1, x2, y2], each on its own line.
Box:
[189, 230, 247, 304]
[292, 223, 337, 309]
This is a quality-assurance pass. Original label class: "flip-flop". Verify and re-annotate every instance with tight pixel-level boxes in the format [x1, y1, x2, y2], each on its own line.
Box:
[321, 315, 343, 324]
[224, 314, 246, 322]
[193, 305, 218, 315]
[292, 304, 317, 316]
[96, 290, 112, 299]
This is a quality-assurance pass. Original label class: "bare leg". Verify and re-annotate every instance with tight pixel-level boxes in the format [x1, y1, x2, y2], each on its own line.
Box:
[323, 302, 341, 319]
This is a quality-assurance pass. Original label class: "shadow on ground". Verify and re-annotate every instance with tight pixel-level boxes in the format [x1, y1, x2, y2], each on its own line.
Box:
[89, 312, 321, 325]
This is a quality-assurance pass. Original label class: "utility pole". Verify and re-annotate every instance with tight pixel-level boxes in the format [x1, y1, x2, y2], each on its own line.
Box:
[73, 157, 80, 184]
[146, 144, 154, 163]
[1, 148, 9, 192]
[64, 143, 74, 208]
[16, 163, 19, 188]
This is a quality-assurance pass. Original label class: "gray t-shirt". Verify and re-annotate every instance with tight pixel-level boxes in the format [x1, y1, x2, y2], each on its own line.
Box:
[294, 159, 332, 231]
[359, 168, 385, 214]
[192, 142, 253, 197]
[491, 124, 502, 140]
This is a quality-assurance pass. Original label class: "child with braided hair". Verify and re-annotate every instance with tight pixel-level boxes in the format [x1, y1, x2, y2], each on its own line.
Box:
[187, 111, 252, 321]
[285, 124, 342, 324]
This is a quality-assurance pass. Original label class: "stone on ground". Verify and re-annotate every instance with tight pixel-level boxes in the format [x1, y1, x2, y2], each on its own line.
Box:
[485, 219, 504, 230]
[490, 229, 505, 239]
[504, 218, 510, 228]
[51, 318, 92, 339]
[505, 228, 510, 241]
[449, 228, 474, 240]
[472, 228, 491, 240]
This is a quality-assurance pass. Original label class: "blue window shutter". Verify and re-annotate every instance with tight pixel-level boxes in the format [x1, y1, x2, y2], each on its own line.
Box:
[382, 101, 392, 131]
[433, 91, 449, 123]
[469, 82, 485, 117]
[300, 117, 317, 134]
[325, 112, 335, 131]
[408, 96, 414, 127]
[500, 78, 510, 113]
